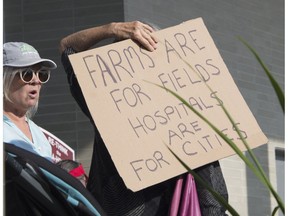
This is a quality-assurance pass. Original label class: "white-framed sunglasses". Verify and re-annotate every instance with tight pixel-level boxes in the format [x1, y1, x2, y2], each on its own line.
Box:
[18, 68, 51, 84]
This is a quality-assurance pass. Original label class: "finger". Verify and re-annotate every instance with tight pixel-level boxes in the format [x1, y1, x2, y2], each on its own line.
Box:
[136, 38, 155, 52]
[142, 24, 155, 33]
[133, 33, 155, 51]
[142, 31, 157, 50]
[148, 31, 159, 44]
[132, 27, 157, 51]
[142, 27, 158, 43]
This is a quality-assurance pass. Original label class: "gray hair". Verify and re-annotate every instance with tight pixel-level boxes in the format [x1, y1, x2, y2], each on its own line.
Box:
[3, 66, 38, 118]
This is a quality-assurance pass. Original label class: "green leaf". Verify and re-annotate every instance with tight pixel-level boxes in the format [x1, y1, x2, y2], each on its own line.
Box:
[147, 80, 284, 215]
[272, 206, 280, 216]
[146, 36, 285, 215]
[238, 37, 285, 113]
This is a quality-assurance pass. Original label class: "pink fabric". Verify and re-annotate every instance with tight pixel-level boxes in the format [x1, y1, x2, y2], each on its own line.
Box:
[169, 175, 184, 215]
[169, 173, 201, 216]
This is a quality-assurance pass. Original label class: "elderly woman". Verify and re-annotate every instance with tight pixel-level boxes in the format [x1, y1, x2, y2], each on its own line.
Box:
[3, 42, 57, 160]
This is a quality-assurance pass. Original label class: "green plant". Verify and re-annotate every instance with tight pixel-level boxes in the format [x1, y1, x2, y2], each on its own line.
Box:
[238, 37, 284, 113]
[153, 38, 285, 216]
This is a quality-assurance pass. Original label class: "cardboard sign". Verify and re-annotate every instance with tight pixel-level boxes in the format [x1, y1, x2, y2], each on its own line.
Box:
[41, 127, 75, 163]
[69, 18, 268, 191]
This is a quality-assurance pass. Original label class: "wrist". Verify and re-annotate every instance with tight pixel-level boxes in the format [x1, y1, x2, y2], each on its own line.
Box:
[108, 22, 119, 38]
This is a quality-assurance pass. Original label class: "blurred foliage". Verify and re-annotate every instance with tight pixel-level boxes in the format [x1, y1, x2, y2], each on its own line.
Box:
[155, 38, 284, 215]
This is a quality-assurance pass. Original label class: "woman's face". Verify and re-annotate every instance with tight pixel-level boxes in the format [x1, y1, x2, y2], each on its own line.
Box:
[6, 64, 43, 112]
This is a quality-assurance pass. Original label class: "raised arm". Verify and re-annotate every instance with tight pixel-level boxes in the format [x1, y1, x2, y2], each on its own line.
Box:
[59, 21, 158, 53]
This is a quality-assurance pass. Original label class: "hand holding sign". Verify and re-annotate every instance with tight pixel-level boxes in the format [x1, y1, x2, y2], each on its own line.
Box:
[112, 21, 158, 51]
[68, 18, 268, 192]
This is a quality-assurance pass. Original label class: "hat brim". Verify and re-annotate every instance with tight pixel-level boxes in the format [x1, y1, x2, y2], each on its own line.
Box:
[37, 59, 57, 70]
[4, 58, 57, 70]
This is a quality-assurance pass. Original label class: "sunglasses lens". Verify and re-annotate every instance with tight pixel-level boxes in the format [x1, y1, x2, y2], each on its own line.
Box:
[38, 70, 50, 83]
[20, 68, 50, 83]
[21, 69, 34, 83]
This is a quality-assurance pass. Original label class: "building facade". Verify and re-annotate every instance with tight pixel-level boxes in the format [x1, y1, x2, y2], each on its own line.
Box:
[3, 0, 284, 215]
